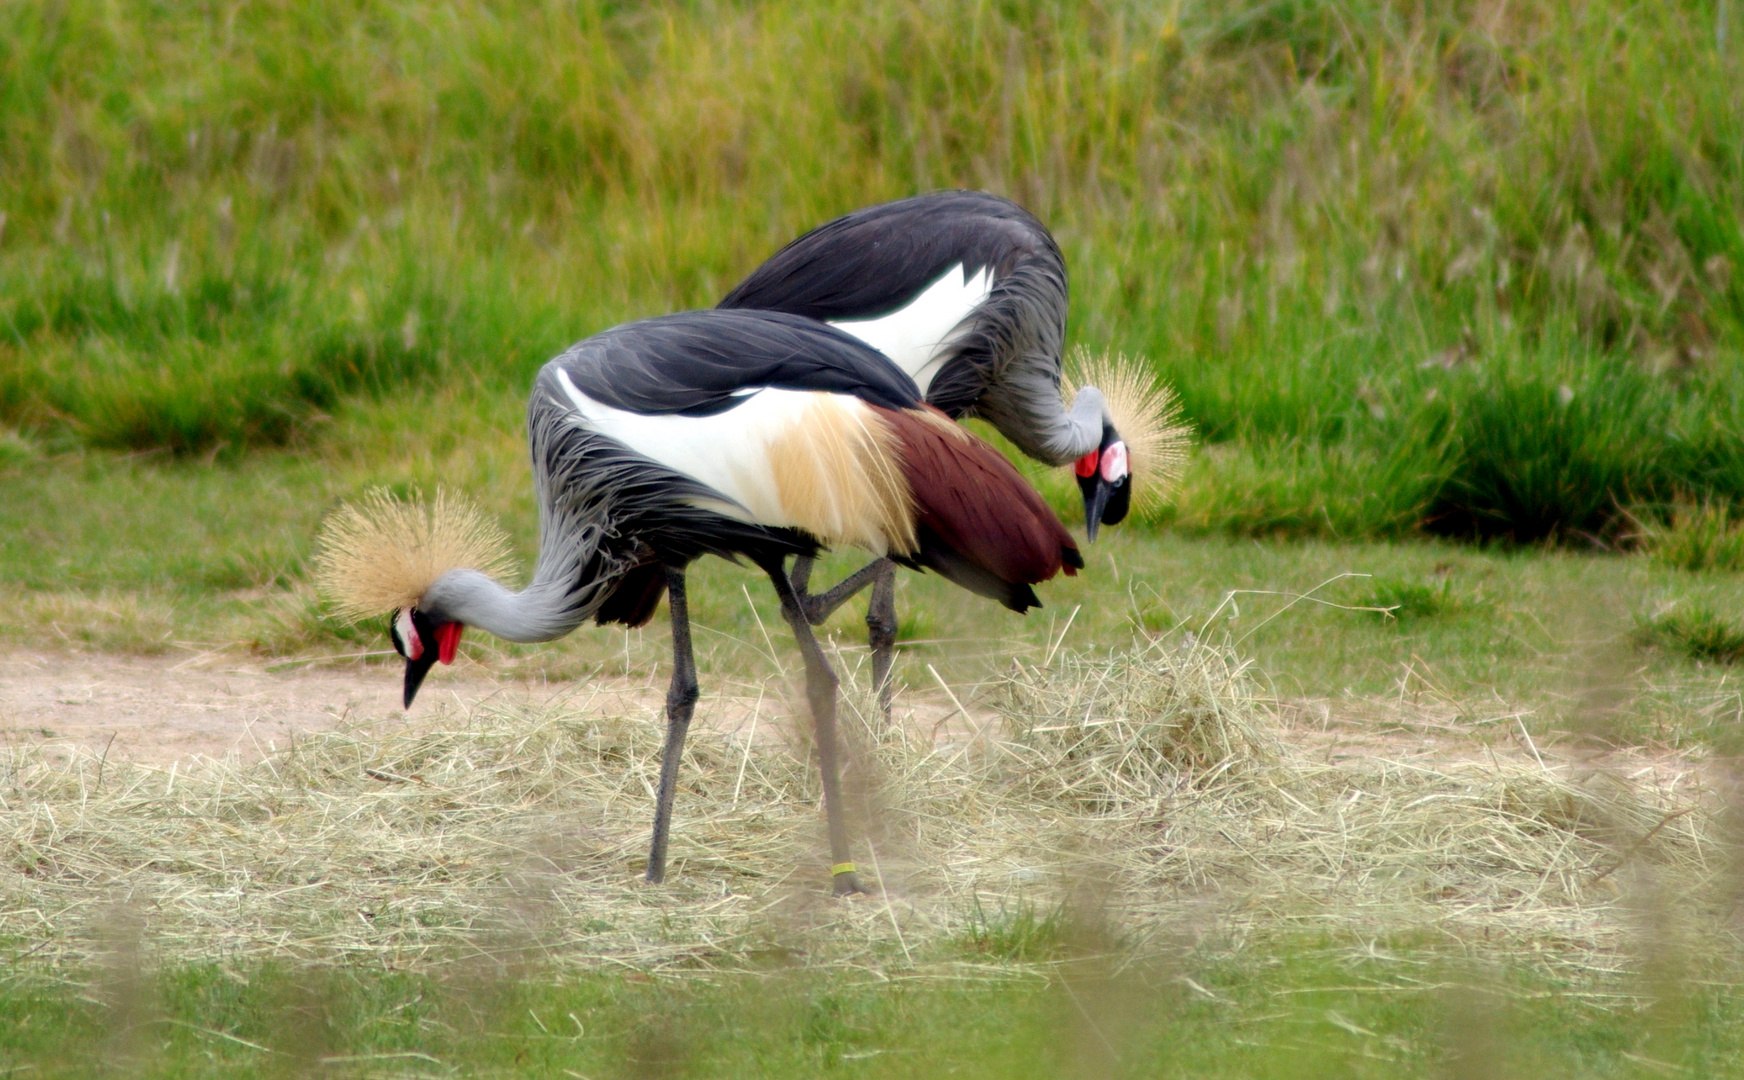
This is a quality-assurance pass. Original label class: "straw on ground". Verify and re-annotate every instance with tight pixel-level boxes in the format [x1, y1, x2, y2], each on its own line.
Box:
[0, 635, 1723, 979]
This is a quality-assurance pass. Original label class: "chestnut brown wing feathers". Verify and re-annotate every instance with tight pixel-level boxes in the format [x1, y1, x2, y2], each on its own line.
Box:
[876, 406, 1079, 612]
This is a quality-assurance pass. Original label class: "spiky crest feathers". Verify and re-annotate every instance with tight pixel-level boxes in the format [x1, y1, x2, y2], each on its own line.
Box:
[1063, 349, 1192, 513]
[314, 489, 516, 623]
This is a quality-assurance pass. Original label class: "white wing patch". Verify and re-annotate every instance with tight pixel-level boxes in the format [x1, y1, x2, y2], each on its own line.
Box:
[553, 372, 911, 553]
[829, 263, 993, 395]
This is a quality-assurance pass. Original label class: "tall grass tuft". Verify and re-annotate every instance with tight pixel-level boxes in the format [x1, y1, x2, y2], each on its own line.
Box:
[1641, 500, 1744, 571]
[1637, 605, 1744, 664]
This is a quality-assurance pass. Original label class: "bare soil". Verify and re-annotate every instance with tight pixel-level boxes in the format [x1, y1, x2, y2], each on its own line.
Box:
[0, 646, 1675, 783]
[0, 649, 702, 764]
[0, 648, 974, 765]
[0, 649, 425, 764]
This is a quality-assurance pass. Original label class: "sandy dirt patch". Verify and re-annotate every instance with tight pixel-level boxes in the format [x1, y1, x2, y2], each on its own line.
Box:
[0, 649, 635, 764]
[0, 649, 974, 765]
[0, 645, 1659, 779]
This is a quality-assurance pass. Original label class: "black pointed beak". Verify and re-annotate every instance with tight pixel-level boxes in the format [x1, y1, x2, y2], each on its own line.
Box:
[403, 650, 438, 709]
[1084, 478, 1114, 543]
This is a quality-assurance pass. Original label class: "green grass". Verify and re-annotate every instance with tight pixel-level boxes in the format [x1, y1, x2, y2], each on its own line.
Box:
[1353, 574, 1476, 622]
[4, 946, 1742, 1078]
[4, 1, 1744, 539]
[1643, 500, 1744, 572]
[954, 897, 1070, 964]
[1636, 604, 1744, 664]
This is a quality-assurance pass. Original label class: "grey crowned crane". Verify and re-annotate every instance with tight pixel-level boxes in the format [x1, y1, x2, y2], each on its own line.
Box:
[720, 190, 1184, 716]
[317, 309, 1081, 895]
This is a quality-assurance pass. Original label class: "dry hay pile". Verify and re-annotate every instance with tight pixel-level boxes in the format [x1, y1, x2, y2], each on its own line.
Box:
[0, 636, 1729, 975]
[993, 640, 1726, 963]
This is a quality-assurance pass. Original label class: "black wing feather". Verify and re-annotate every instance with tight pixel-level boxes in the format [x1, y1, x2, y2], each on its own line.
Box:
[718, 190, 1055, 323]
[549, 309, 922, 417]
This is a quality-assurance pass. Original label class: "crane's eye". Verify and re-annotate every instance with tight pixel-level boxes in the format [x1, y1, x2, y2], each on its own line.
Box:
[392, 609, 423, 660]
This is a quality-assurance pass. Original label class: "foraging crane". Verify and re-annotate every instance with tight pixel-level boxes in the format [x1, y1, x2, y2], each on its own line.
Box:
[721, 191, 1180, 714]
[317, 309, 1081, 895]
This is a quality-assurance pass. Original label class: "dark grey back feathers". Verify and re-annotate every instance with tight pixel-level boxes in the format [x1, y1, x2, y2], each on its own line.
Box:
[719, 190, 1083, 463]
[549, 309, 922, 416]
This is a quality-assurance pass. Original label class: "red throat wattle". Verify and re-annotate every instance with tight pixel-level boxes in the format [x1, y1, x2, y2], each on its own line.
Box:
[435, 622, 464, 665]
[1074, 450, 1099, 478]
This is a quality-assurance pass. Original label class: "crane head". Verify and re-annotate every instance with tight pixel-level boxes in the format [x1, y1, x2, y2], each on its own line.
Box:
[1061, 349, 1193, 537]
[1074, 423, 1131, 543]
[312, 488, 511, 710]
[390, 606, 465, 708]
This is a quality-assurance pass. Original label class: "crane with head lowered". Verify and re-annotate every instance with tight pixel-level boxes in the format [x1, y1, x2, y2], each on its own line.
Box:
[720, 190, 1184, 718]
[318, 308, 1082, 894]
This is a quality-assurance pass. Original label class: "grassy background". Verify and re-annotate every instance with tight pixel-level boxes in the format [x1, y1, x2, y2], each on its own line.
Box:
[3, 0, 1743, 540]
[5, 0, 1744, 721]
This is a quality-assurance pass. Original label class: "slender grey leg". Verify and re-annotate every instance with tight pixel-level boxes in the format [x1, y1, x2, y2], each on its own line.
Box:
[791, 555, 815, 595]
[865, 560, 897, 725]
[646, 566, 699, 885]
[790, 557, 885, 626]
[787, 557, 900, 720]
[765, 558, 864, 895]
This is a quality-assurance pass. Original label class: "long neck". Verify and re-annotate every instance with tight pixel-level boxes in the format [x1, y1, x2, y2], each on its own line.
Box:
[980, 379, 1107, 465]
[420, 390, 639, 643]
[419, 567, 595, 643]
[943, 251, 1095, 465]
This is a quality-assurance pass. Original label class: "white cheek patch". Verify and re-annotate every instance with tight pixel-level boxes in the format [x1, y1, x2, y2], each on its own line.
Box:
[395, 609, 423, 660]
[1100, 442, 1129, 483]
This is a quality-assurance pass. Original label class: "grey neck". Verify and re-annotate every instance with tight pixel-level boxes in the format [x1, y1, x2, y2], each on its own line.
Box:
[979, 382, 1109, 465]
[414, 392, 642, 644]
[419, 568, 591, 644]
